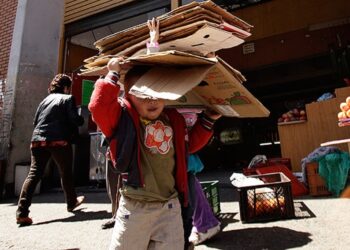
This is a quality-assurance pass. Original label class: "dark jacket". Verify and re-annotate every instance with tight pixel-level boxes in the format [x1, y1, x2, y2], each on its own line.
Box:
[88, 72, 214, 206]
[31, 93, 84, 142]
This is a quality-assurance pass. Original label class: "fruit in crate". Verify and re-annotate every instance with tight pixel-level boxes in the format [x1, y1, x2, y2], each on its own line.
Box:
[292, 108, 300, 116]
[338, 97, 350, 121]
[338, 111, 347, 119]
[340, 102, 350, 112]
[300, 115, 307, 121]
[277, 108, 307, 123]
[248, 193, 286, 216]
[346, 96, 350, 106]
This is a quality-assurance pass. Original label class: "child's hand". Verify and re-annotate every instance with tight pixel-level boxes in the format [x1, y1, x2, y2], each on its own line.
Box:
[107, 57, 123, 72]
[147, 17, 160, 45]
[204, 108, 222, 120]
[107, 57, 130, 73]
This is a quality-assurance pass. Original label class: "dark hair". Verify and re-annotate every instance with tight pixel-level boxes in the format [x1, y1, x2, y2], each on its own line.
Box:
[124, 65, 151, 93]
[48, 74, 72, 94]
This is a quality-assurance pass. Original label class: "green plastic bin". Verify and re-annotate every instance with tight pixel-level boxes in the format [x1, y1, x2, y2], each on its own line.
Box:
[200, 180, 221, 215]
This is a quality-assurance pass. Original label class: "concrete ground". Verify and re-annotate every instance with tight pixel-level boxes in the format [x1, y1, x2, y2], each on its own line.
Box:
[1, 169, 349, 250]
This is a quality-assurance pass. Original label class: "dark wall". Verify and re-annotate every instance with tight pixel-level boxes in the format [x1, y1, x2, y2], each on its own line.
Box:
[198, 117, 281, 171]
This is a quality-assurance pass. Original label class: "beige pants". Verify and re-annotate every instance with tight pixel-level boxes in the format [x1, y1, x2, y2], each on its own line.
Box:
[109, 195, 184, 250]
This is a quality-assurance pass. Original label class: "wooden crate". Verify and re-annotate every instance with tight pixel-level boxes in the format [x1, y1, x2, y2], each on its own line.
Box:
[278, 121, 312, 172]
[306, 162, 332, 196]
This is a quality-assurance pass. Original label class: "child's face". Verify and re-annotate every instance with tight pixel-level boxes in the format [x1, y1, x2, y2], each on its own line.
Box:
[129, 95, 165, 120]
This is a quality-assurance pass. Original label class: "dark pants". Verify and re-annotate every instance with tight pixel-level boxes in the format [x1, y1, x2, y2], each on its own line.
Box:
[105, 160, 121, 218]
[17, 145, 77, 218]
[182, 172, 196, 249]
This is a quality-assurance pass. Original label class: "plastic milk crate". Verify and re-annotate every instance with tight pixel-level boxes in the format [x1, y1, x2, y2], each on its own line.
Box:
[236, 172, 295, 223]
[200, 180, 221, 215]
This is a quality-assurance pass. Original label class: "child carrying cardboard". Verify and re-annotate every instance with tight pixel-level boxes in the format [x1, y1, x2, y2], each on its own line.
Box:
[88, 19, 221, 250]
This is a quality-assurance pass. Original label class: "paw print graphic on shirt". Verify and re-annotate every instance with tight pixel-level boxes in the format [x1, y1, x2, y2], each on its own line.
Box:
[144, 120, 173, 154]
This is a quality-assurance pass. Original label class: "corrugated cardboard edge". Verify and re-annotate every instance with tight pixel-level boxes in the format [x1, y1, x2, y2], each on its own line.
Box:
[165, 0, 253, 31]
[215, 57, 270, 117]
[94, 0, 252, 49]
[129, 64, 215, 100]
[79, 52, 269, 118]
[80, 50, 217, 76]
[165, 57, 270, 118]
[125, 50, 217, 65]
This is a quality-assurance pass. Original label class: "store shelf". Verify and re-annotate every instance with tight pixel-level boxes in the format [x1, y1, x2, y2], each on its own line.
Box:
[278, 120, 306, 126]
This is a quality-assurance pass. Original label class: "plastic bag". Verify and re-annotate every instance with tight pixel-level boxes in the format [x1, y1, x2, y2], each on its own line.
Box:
[188, 154, 204, 174]
[248, 155, 267, 168]
[318, 152, 350, 196]
[317, 92, 334, 102]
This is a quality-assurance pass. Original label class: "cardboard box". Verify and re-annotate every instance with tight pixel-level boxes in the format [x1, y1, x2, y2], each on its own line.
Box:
[94, 0, 252, 52]
[80, 50, 269, 118]
[82, 0, 252, 71]
[124, 51, 269, 118]
[83, 20, 247, 70]
[131, 23, 245, 57]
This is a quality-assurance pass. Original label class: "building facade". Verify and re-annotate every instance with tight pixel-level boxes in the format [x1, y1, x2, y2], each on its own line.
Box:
[0, 0, 65, 198]
[0, 0, 19, 198]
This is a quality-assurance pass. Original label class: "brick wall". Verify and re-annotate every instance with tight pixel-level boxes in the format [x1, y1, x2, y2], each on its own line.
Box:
[0, 0, 18, 80]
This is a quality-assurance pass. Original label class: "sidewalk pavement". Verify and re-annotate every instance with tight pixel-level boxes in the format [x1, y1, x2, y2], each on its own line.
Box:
[0, 169, 349, 250]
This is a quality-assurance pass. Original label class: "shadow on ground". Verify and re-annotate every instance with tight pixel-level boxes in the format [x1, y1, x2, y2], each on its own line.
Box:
[1, 191, 110, 206]
[217, 212, 240, 229]
[33, 209, 110, 226]
[294, 201, 316, 219]
[202, 226, 312, 250]
[217, 186, 238, 203]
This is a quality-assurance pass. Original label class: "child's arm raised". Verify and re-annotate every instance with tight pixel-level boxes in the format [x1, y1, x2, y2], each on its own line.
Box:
[88, 57, 125, 138]
[188, 108, 221, 153]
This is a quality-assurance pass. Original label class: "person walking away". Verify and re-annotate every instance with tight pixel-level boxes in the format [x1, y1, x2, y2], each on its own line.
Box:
[16, 74, 85, 226]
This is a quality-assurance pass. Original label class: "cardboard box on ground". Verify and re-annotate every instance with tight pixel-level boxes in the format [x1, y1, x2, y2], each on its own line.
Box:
[79, 0, 270, 118]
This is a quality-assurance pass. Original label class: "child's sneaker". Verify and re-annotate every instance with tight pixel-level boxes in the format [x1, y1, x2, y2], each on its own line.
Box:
[189, 223, 221, 245]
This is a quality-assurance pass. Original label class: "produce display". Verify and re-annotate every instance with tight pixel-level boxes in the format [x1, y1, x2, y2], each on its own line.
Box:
[337, 96, 350, 119]
[337, 96, 350, 127]
[277, 108, 307, 124]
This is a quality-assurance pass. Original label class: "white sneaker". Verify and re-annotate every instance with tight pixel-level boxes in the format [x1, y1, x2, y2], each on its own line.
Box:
[189, 223, 221, 245]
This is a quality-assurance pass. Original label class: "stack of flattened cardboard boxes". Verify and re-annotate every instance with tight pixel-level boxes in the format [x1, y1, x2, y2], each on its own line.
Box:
[80, 0, 270, 118]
